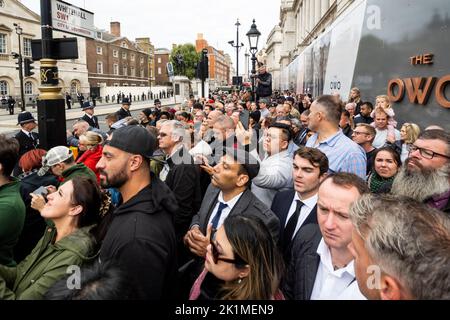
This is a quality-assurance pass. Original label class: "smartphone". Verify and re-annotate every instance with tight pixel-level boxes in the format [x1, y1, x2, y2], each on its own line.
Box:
[32, 186, 49, 199]
[239, 109, 250, 131]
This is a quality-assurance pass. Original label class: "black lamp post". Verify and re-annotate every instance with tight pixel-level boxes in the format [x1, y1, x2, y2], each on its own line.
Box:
[13, 23, 26, 112]
[246, 19, 261, 102]
[228, 19, 244, 86]
[244, 50, 250, 82]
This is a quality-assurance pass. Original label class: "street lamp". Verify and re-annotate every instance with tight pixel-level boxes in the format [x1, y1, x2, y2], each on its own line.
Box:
[13, 23, 26, 111]
[246, 19, 261, 102]
[228, 19, 244, 87]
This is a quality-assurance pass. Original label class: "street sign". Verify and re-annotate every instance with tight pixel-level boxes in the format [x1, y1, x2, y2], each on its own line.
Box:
[51, 0, 95, 39]
[31, 38, 79, 61]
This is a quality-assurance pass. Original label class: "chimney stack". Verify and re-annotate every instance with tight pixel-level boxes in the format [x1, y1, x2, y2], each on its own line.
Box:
[110, 22, 121, 37]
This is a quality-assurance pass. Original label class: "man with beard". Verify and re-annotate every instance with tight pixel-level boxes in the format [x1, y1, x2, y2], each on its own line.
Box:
[391, 129, 450, 214]
[96, 125, 178, 299]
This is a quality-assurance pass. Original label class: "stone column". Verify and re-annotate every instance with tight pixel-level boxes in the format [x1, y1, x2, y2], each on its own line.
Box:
[321, 0, 330, 16]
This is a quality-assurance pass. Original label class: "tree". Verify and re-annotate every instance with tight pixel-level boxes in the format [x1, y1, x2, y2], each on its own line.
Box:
[170, 44, 200, 79]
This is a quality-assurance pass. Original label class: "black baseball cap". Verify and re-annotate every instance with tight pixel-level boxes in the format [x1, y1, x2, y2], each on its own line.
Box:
[105, 125, 155, 159]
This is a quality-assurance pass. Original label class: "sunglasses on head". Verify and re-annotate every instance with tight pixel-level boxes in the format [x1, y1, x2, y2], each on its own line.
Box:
[210, 231, 247, 266]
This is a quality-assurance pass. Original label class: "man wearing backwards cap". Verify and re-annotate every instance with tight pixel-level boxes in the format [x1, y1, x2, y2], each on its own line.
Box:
[183, 148, 280, 287]
[96, 125, 178, 300]
[38, 146, 97, 183]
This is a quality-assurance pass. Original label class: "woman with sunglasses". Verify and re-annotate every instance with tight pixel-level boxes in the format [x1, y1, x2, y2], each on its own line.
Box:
[189, 215, 284, 300]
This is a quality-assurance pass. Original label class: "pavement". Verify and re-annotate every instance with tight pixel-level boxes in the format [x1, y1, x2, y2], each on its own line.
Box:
[0, 98, 176, 135]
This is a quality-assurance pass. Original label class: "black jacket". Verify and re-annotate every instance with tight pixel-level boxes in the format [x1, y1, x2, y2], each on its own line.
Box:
[13, 131, 40, 176]
[14, 130, 39, 158]
[271, 190, 318, 264]
[115, 107, 131, 121]
[99, 174, 178, 300]
[256, 72, 273, 98]
[282, 223, 322, 300]
[354, 114, 374, 125]
[164, 146, 202, 240]
[81, 114, 99, 129]
[190, 184, 280, 241]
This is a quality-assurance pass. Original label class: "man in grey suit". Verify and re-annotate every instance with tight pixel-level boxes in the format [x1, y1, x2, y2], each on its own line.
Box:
[181, 148, 280, 295]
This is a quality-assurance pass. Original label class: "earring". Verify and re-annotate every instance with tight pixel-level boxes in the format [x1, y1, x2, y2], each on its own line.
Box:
[238, 278, 242, 284]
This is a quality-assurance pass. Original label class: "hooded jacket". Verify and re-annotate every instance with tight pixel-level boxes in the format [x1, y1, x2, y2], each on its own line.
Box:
[0, 225, 97, 300]
[99, 173, 178, 300]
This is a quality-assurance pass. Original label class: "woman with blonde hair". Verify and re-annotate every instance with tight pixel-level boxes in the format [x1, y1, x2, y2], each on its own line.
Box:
[394, 123, 421, 163]
[76, 131, 103, 183]
[190, 215, 284, 300]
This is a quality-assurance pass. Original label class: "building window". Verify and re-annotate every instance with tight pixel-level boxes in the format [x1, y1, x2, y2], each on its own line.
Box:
[121, 42, 128, 49]
[97, 46, 102, 55]
[97, 61, 103, 74]
[0, 81, 8, 95]
[0, 33, 7, 54]
[150, 69, 153, 78]
[140, 57, 144, 64]
[113, 83, 119, 87]
[123, 66, 128, 76]
[96, 31, 102, 39]
[123, 83, 129, 86]
[24, 82, 33, 95]
[157, 57, 161, 64]
[131, 66, 135, 77]
[23, 38, 32, 57]
[113, 50, 118, 58]
[113, 64, 119, 75]
[131, 54, 135, 62]
[158, 67, 161, 75]
[140, 69, 144, 78]
[122, 52, 127, 59]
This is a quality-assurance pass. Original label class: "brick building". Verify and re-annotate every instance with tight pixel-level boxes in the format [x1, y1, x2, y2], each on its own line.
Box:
[86, 22, 149, 90]
[154, 48, 170, 86]
[195, 34, 231, 86]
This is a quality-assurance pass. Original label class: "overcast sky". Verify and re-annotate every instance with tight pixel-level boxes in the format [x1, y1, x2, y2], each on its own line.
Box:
[21, 0, 281, 75]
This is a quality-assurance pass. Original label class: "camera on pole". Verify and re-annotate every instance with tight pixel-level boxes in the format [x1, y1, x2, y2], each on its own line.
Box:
[24, 58, 35, 77]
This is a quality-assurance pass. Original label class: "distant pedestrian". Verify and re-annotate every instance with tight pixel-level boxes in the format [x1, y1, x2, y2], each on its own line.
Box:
[65, 92, 72, 110]
[7, 96, 16, 115]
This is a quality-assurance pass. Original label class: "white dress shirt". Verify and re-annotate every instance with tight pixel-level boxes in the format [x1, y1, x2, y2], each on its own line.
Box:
[310, 239, 366, 300]
[207, 191, 244, 230]
[285, 193, 318, 240]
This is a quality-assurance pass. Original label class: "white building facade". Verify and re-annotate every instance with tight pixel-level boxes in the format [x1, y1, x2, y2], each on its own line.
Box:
[264, 0, 355, 91]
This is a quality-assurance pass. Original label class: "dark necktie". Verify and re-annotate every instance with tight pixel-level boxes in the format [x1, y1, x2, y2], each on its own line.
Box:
[29, 133, 35, 143]
[210, 202, 228, 230]
[283, 200, 304, 248]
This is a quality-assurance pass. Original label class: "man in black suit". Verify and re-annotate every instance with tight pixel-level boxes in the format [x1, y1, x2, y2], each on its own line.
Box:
[13, 112, 39, 176]
[81, 101, 99, 129]
[283, 173, 369, 300]
[271, 147, 328, 264]
[181, 148, 280, 295]
[7, 96, 15, 115]
[115, 98, 132, 121]
[65, 92, 72, 110]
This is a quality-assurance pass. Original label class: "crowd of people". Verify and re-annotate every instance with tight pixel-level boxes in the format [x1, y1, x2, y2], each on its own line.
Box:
[0, 83, 449, 300]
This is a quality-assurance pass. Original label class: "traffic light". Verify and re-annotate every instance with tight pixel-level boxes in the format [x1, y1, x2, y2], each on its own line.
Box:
[199, 49, 209, 81]
[24, 58, 34, 77]
[12, 52, 21, 70]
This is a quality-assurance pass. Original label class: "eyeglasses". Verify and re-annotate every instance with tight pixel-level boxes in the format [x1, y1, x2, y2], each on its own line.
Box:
[409, 145, 450, 160]
[352, 131, 369, 136]
[210, 232, 247, 265]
